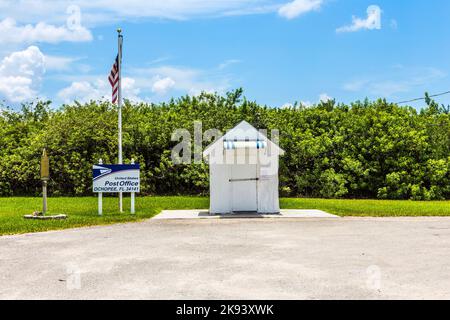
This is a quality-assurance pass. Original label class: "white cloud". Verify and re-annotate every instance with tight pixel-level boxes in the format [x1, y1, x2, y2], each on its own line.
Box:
[300, 100, 313, 107]
[281, 103, 293, 109]
[0, 1, 291, 25]
[0, 1, 326, 47]
[0, 46, 45, 102]
[283, 93, 333, 109]
[44, 55, 78, 71]
[58, 77, 141, 103]
[152, 77, 176, 95]
[57, 80, 105, 103]
[55, 60, 233, 104]
[319, 93, 332, 102]
[278, 0, 322, 20]
[122, 77, 142, 102]
[134, 63, 233, 96]
[0, 18, 92, 44]
[336, 5, 382, 33]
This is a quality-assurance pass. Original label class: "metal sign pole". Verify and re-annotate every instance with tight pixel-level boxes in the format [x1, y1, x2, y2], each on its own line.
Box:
[42, 181, 48, 215]
[131, 158, 135, 214]
[98, 159, 103, 216]
[41, 149, 50, 215]
[117, 28, 124, 213]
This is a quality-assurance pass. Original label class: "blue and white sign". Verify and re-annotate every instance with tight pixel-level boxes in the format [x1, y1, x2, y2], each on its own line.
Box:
[93, 164, 140, 193]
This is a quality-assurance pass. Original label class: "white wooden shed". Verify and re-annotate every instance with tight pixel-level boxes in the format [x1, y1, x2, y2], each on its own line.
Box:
[203, 121, 285, 214]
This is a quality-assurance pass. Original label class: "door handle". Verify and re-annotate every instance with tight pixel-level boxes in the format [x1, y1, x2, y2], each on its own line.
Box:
[229, 178, 259, 182]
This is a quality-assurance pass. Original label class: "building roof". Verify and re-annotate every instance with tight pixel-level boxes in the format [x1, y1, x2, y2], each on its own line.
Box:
[203, 120, 285, 157]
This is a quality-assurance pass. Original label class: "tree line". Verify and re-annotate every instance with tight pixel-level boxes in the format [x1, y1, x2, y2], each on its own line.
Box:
[0, 89, 449, 200]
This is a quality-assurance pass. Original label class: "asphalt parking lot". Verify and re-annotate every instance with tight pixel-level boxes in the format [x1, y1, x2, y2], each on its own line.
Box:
[1, 217, 450, 299]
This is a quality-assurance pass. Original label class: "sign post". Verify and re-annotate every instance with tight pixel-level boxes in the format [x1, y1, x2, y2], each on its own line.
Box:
[41, 148, 50, 215]
[93, 162, 140, 215]
[98, 159, 103, 216]
[131, 159, 136, 214]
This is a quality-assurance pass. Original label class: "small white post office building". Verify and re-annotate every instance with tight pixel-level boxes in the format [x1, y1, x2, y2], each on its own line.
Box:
[203, 121, 285, 214]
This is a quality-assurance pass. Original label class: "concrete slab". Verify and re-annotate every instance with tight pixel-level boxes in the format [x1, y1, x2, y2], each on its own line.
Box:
[278, 209, 339, 218]
[153, 209, 339, 220]
[2, 217, 450, 299]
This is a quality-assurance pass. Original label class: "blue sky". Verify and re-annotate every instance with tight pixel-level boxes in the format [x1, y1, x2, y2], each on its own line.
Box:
[0, 0, 449, 109]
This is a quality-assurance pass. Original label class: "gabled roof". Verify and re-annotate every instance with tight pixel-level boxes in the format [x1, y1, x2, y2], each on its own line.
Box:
[203, 120, 285, 157]
[222, 120, 267, 141]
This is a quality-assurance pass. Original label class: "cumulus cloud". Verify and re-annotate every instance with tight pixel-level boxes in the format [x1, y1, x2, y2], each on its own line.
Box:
[319, 93, 332, 102]
[133, 63, 232, 96]
[281, 103, 294, 109]
[57, 80, 105, 103]
[336, 5, 382, 33]
[152, 77, 176, 95]
[0, 18, 92, 44]
[283, 93, 334, 109]
[122, 77, 142, 102]
[56, 61, 233, 104]
[58, 77, 141, 103]
[302, 93, 334, 105]
[278, 0, 322, 20]
[0, 46, 45, 102]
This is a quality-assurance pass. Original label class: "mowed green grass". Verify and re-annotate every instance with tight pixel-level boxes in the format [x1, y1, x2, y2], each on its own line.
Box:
[0, 196, 449, 236]
[279, 198, 450, 217]
[0, 196, 209, 236]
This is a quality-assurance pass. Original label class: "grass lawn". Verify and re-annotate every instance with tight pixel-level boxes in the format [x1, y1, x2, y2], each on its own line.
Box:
[0, 196, 449, 236]
[280, 198, 450, 217]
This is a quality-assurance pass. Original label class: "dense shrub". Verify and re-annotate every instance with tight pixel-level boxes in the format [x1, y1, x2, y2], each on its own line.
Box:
[0, 90, 449, 200]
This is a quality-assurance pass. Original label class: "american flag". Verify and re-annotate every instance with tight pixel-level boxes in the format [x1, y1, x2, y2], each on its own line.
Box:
[108, 55, 119, 104]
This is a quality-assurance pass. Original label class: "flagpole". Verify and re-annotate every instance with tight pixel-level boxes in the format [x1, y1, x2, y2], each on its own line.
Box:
[117, 28, 123, 213]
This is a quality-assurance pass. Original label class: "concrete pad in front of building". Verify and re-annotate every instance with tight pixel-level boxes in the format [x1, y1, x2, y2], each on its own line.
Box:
[153, 209, 339, 220]
[3, 217, 450, 299]
[278, 209, 339, 218]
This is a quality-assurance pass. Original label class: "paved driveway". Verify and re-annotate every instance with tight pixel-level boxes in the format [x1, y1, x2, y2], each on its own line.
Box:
[1, 217, 450, 299]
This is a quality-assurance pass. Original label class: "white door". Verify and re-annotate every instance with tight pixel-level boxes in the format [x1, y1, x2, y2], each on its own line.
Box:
[231, 165, 258, 212]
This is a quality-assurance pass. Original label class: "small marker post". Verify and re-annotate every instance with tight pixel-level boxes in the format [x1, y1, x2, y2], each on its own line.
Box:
[98, 159, 103, 216]
[24, 149, 66, 220]
[131, 158, 135, 214]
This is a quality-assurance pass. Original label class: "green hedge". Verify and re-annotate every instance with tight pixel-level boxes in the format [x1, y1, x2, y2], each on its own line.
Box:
[0, 89, 449, 200]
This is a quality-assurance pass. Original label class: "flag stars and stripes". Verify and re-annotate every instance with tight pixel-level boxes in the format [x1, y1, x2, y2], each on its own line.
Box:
[108, 55, 119, 104]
